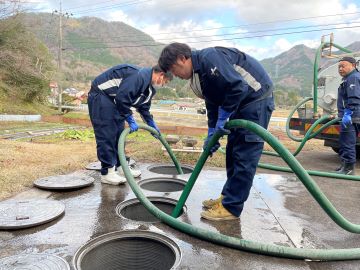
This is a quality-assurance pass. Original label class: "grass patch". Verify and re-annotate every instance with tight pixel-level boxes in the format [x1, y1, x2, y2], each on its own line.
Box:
[0, 139, 97, 200]
[63, 111, 90, 120]
[59, 129, 94, 141]
[0, 121, 76, 135]
[0, 93, 58, 115]
[0, 124, 325, 200]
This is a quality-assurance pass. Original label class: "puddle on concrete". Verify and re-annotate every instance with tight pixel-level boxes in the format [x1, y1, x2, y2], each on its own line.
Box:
[0, 164, 359, 269]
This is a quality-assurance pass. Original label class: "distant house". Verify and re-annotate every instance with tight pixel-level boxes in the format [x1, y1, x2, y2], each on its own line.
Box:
[63, 88, 87, 106]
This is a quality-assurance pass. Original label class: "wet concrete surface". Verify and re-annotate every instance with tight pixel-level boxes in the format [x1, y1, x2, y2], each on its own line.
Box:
[0, 157, 360, 269]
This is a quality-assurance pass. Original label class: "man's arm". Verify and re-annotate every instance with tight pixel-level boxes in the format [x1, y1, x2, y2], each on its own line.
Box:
[137, 101, 153, 123]
[205, 100, 218, 128]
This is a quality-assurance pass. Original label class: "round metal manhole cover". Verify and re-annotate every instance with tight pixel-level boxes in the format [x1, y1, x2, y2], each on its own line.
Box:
[138, 177, 186, 192]
[73, 230, 181, 270]
[0, 199, 65, 230]
[115, 197, 186, 223]
[34, 174, 94, 190]
[0, 254, 70, 270]
[85, 162, 101, 171]
[147, 164, 193, 175]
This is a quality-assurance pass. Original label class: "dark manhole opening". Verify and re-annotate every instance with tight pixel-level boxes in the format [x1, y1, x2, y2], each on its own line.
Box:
[116, 197, 186, 223]
[138, 177, 186, 192]
[73, 231, 181, 270]
[148, 164, 193, 175]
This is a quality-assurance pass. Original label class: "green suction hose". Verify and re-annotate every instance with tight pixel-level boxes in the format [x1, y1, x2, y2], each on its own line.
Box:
[119, 123, 360, 261]
[264, 114, 333, 157]
[259, 96, 360, 181]
[285, 97, 313, 142]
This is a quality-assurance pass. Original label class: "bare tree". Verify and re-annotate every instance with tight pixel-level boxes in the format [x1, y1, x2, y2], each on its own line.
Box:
[0, 0, 22, 19]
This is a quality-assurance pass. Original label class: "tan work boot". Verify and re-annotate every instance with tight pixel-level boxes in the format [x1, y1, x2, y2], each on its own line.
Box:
[200, 202, 238, 221]
[101, 166, 126, 185]
[202, 195, 223, 209]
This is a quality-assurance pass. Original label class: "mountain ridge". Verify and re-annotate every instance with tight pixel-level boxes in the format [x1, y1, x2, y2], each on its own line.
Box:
[21, 13, 360, 97]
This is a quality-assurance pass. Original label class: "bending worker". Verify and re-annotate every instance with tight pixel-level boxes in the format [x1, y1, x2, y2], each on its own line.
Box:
[158, 43, 274, 221]
[336, 56, 360, 175]
[88, 64, 173, 185]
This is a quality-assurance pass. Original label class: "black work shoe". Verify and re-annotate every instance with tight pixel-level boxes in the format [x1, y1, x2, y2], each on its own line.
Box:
[335, 162, 345, 172]
[337, 163, 355, 175]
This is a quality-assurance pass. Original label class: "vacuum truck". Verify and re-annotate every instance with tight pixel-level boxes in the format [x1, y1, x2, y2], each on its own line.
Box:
[288, 35, 360, 155]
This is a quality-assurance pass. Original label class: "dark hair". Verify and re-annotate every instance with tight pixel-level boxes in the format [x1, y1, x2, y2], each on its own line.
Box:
[158, 43, 192, 72]
[152, 64, 173, 80]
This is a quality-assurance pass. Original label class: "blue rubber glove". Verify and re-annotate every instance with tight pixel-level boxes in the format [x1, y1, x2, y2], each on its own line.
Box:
[126, 115, 138, 133]
[147, 119, 161, 139]
[215, 107, 233, 136]
[342, 108, 353, 128]
[203, 128, 220, 157]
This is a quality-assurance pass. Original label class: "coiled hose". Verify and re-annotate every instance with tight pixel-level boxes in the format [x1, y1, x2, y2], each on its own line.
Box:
[233, 97, 360, 181]
[119, 122, 360, 261]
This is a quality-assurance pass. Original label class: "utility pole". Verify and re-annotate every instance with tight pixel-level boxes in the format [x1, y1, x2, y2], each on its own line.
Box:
[55, 1, 63, 113]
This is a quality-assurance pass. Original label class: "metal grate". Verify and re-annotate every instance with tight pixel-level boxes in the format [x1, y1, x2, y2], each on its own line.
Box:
[116, 197, 185, 223]
[73, 230, 181, 270]
[138, 177, 186, 192]
[147, 164, 193, 175]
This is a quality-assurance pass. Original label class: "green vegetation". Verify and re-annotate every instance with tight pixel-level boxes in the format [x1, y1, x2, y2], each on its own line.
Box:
[0, 121, 75, 135]
[0, 13, 56, 114]
[63, 111, 90, 120]
[66, 32, 123, 67]
[59, 129, 94, 141]
[261, 44, 315, 98]
[155, 87, 178, 99]
[274, 88, 302, 107]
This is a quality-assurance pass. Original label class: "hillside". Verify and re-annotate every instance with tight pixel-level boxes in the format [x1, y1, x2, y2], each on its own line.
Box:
[260, 41, 360, 97]
[17, 13, 360, 102]
[0, 15, 57, 114]
[347, 41, 360, 52]
[261, 44, 315, 96]
[20, 13, 164, 90]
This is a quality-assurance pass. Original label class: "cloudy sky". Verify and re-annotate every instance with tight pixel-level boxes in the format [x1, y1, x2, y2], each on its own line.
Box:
[26, 0, 360, 59]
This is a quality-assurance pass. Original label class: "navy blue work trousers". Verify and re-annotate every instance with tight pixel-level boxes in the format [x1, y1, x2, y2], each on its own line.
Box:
[222, 97, 274, 217]
[339, 123, 360, 164]
[88, 89, 124, 175]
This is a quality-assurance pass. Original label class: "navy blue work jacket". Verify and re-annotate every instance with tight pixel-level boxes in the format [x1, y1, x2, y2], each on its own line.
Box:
[191, 47, 273, 128]
[337, 69, 360, 118]
[91, 64, 155, 121]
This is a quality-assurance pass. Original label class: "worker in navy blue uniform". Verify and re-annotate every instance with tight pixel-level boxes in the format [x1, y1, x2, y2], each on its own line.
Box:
[88, 64, 173, 185]
[158, 43, 274, 221]
[335, 56, 360, 175]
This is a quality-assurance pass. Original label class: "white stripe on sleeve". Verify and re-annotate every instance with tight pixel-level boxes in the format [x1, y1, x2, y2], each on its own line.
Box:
[98, 78, 122, 90]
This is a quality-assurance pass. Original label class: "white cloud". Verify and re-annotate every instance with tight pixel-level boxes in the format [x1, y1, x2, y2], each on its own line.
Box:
[139, 19, 240, 49]
[108, 9, 136, 27]
[31, 0, 360, 59]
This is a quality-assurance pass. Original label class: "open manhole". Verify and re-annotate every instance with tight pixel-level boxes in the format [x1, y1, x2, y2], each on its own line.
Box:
[138, 177, 186, 192]
[147, 164, 193, 175]
[115, 197, 186, 223]
[73, 230, 181, 270]
[0, 254, 70, 270]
